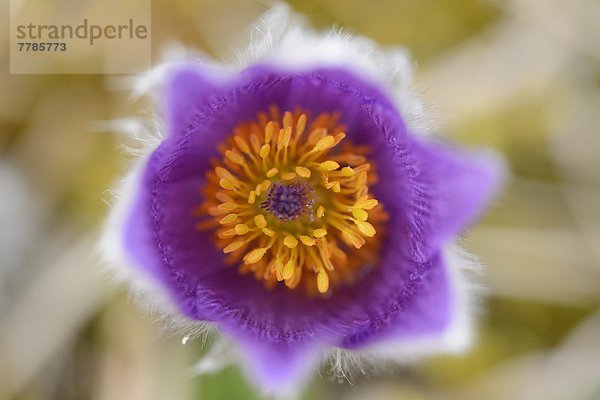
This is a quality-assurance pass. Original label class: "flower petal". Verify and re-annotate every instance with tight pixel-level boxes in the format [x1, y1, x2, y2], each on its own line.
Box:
[165, 64, 232, 140]
[338, 246, 480, 357]
[120, 146, 226, 318]
[405, 141, 506, 263]
[232, 336, 321, 398]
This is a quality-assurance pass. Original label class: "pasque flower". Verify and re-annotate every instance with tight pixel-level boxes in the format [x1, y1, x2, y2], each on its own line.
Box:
[103, 4, 504, 397]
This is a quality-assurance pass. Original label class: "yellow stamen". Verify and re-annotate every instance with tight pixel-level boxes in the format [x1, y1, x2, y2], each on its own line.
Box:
[351, 208, 369, 221]
[244, 248, 268, 264]
[282, 260, 295, 280]
[300, 235, 315, 246]
[282, 127, 292, 147]
[250, 134, 261, 153]
[265, 121, 275, 143]
[283, 235, 298, 249]
[295, 114, 307, 139]
[313, 228, 327, 238]
[319, 160, 340, 171]
[234, 224, 250, 235]
[234, 136, 251, 154]
[355, 221, 376, 237]
[317, 206, 325, 218]
[260, 180, 271, 191]
[262, 227, 275, 237]
[225, 150, 244, 165]
[276, 129, 285, 150]
[224, 241, 245, 253]
[281, 172, 297, 181]
[218, 202, 238, 211]
[215, 167, 236, 180]
[254, 214, 267, 229]
[327, 181, 341, 193]
[294, 166, 311, 178]
[215, 192, 234, 203]
[219, 178, 235, 190]
[219, 228, 237, 238]
[356, 198, 378, 210]
[219, 213, 238, 224]
[275, 258, 284, 280]
[259, 144, 271, 159]
[317, 270, 329, 294]
[313, 135, 336, 152]
[340, 166, 355, 177]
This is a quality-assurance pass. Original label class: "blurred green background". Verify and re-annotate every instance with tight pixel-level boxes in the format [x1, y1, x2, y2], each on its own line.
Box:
[1, 0, 599, 399]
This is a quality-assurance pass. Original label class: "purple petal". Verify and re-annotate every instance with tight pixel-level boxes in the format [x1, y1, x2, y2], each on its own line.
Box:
[233, 336, 322, 397]
[338, 251, 453, 348]
[404, 141, 505, 263]
[164, 64, 232, 140]
[123, 152, 224, 318]
[120, 63, 501, 386]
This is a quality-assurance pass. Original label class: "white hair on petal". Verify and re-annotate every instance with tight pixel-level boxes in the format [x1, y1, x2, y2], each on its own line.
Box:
[189, 336, 238, 376]
[106, 41, 224, 101]
[324, 348, 396, 384]
[97, 39, 243, 355]
[236, 3, 434, 134]
[90, 117, 164, 158]
[98, 153, 217, 345]
[99, 163, 229, 375]
[323, 244, 486, 381]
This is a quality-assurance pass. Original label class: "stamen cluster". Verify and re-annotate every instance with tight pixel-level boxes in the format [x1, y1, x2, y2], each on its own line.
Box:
[196, 107, 387, 295]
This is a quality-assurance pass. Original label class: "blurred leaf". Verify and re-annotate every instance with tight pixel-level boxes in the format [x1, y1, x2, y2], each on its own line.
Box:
[195, 366, 263, 400]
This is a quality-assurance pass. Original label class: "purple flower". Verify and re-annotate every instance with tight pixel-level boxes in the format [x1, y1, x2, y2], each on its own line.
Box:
[103, 5, 504, 397]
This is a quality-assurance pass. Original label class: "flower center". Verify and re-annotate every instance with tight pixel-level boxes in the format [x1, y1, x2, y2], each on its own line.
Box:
[262, 182, 313, 221]
[195, 107, 387, 295]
